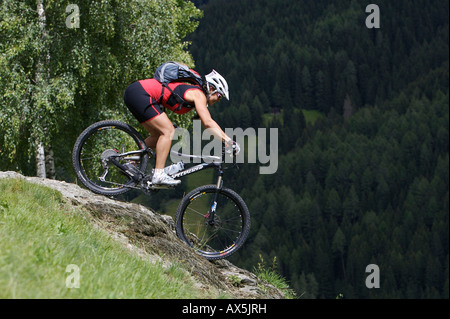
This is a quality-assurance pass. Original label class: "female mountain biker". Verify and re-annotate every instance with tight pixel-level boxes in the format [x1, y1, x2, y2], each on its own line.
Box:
[123, 68, 238, 186]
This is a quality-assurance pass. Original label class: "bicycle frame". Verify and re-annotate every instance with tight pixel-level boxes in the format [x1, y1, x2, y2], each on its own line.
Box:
[170, 151, 222, 178]
[130, 148, 227, 224]
[173, 151, 227, 224]
[73, 120, 249, 259]
[120, 149, 223, 179]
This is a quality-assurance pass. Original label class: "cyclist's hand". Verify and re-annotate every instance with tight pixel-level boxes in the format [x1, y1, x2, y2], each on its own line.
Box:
[232, 141, 241, 156]
[225, 140, 240, 156]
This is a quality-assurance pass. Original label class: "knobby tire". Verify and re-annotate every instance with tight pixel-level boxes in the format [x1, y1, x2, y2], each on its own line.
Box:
[175, 185, 251, 260]
[72, 120, 148, 196]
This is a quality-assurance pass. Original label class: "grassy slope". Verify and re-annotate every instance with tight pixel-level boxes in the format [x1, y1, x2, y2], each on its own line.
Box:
[0, 178, 213, 299]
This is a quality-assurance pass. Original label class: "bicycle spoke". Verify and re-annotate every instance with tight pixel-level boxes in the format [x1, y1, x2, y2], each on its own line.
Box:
[78, 127, 143, 190]
[73, 121, 150, 197]
[180, 188, 246, 257]
[185, 206, 209, 218]
[217, 226, 241, 234]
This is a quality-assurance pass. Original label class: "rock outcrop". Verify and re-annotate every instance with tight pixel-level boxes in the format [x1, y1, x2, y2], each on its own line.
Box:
[0, 171, 284, 299]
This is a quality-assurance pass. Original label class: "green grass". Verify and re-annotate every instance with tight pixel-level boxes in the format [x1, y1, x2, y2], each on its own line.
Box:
[253, 255, 297, 299]
[0, 178, 213, 299]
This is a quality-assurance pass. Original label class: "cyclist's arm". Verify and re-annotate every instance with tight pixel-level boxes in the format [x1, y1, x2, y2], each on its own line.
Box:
[185, 90, 232, 143]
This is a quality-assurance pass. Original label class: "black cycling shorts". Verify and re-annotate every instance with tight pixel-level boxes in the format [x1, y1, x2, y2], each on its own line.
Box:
[123, 81, 163, 123]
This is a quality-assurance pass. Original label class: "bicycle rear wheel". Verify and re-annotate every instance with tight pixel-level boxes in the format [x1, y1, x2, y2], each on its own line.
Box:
[175, 185, 250, 260]
[72, 120, 149, 196]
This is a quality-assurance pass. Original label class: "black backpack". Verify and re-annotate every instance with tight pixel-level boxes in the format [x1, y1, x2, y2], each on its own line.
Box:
[154, 62, 204, 110]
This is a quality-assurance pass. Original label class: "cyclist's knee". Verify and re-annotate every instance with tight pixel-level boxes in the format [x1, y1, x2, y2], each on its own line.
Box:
[160, 124, 175, 140]
[142, 115, 174, 138]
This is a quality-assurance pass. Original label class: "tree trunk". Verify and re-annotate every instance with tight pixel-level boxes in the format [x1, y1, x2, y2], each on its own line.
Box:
[45, 145, 56, 179]
[36, 142, 46, 178]
[35, 0, 50, 178]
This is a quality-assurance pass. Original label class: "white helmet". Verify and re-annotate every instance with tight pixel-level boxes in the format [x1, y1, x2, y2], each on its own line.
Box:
[205, 70, 229, 100]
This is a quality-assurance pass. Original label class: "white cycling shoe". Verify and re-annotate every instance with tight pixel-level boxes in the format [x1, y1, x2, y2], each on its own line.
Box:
[151, 171, 181, 186]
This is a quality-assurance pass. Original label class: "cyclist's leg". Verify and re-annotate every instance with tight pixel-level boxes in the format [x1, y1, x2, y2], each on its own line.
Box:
[124, 82, 158, 123]
[142, 115, 180, 186]
[124, 82, 179, 185]
[144, 135, 158, 150]
[124, 81, 167, 161]
[141, 112, 174, 170]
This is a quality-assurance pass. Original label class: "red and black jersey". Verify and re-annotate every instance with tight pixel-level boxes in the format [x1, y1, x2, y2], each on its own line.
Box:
[124, 79, 204, 123]
[139, 79, 202, 115]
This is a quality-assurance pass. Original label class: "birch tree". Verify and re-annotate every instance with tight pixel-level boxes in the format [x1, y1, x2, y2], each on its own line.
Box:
[0, 0, 202, 178]
[35, 0, 50, 178]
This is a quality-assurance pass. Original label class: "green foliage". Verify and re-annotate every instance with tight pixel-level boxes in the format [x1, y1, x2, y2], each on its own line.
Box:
[253, 255, 297, 299]
[228, 275, 242, 287]
[189, 0, 449, 127]
[0, 0, 202, 176]
[190, 0, 449, 298]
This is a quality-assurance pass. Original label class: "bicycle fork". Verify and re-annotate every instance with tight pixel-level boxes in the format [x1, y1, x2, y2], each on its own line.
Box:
[207, 168, 224, 226]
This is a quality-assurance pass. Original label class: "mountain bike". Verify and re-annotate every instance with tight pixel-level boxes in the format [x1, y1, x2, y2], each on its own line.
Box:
[72, 120, 250, 260]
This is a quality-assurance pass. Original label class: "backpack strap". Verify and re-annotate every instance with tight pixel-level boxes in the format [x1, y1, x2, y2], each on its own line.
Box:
[157, 84, 166, 105]
[158, 83, 196, 111]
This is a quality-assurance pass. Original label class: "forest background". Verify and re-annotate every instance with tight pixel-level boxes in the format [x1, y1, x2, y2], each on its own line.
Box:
[1, 0, 448, 298]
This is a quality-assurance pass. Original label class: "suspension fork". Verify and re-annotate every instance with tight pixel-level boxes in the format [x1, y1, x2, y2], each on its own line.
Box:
[207, 165, 224, 225]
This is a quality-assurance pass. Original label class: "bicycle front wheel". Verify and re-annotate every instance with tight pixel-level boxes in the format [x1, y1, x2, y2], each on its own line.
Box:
[175, 185, 250, 260]
[72, 120, 149, 196]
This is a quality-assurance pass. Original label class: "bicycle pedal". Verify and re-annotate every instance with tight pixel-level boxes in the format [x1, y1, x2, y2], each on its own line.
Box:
[142, 179, 173, 191]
